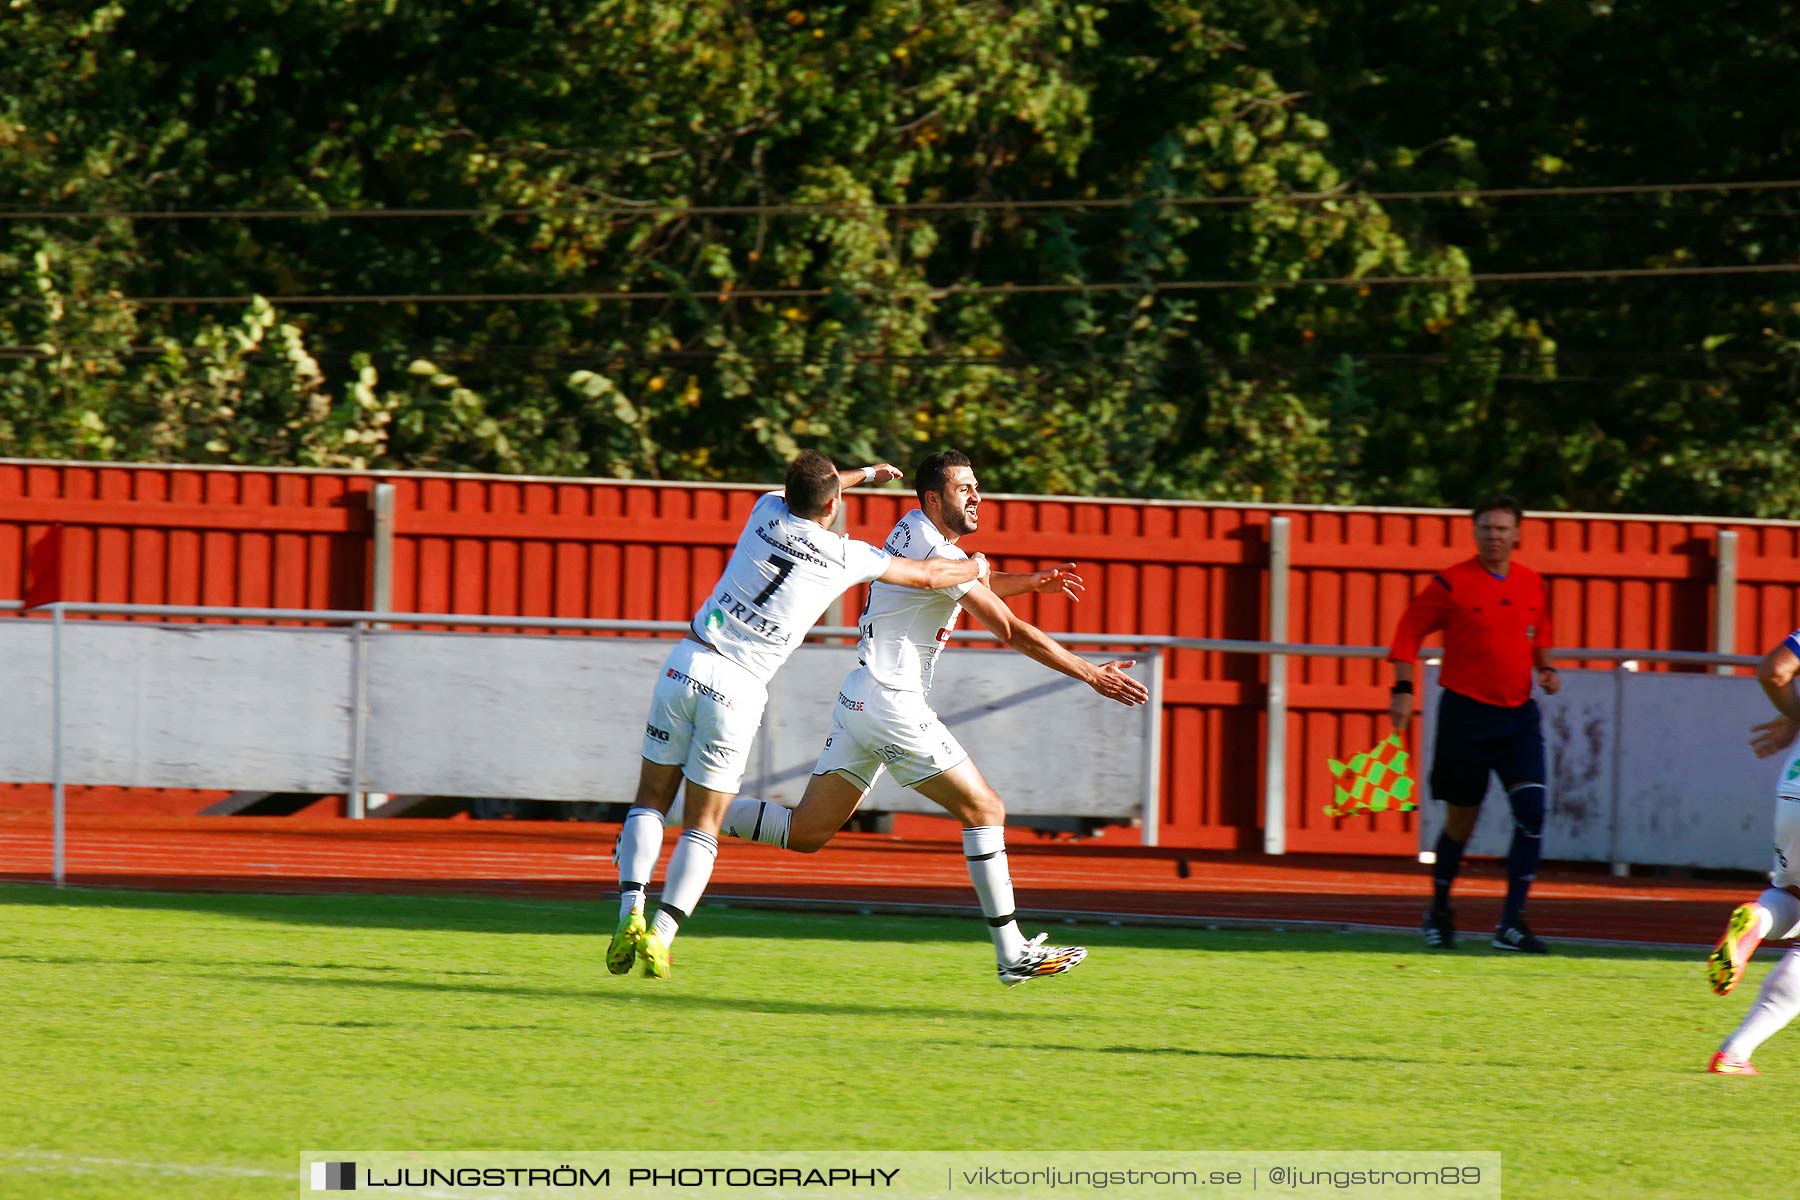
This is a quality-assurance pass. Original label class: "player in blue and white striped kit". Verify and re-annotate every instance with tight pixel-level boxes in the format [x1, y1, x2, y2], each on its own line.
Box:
[1706, 624, 1800, 1073]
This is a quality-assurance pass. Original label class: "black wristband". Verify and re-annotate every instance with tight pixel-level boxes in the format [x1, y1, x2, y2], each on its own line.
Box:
[1391, 681, 1415, 696]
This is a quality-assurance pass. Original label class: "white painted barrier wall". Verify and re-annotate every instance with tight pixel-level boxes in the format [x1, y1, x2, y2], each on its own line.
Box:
[1418, 666, 1785, 870]
[755, 644, 1158, 819]
[1613, 673, 1786, 869]
[0, 620, 1157, 824]
[363, 633, 671, 802]
[0, 621, 353, 790]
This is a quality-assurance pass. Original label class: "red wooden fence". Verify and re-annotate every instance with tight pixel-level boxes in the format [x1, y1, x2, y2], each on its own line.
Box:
[5, 458, 1799, 854]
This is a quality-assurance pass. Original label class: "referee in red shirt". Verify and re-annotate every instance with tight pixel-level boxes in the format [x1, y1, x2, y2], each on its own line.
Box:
[1388, 495, 1560, 953]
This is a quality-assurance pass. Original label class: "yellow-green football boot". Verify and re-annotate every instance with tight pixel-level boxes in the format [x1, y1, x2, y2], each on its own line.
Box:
[637, 926, 673, 980]
[606, 902, 646, 976]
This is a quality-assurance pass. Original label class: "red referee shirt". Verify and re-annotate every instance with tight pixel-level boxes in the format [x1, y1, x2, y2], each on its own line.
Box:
[1388, 557, 1552, 708]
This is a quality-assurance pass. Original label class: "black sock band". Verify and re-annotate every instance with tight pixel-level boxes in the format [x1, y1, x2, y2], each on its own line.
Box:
[1432, 831, 1467, 914]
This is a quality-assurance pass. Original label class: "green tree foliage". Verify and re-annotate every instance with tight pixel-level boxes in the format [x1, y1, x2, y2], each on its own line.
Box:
[3, 0, 1798, 513]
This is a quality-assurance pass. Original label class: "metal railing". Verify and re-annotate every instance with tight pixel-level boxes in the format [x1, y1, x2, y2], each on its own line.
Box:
[17, 597, 1764, 884]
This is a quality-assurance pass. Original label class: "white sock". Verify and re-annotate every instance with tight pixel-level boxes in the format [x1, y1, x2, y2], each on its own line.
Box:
[1723, 946, 1800, 1061]
[1759, 888, 1800, 940]
[721, 796, 791, 848]
[614, 806, 666, 920]
[963, 825, 1027, 963]
[651, 828, 720, 945]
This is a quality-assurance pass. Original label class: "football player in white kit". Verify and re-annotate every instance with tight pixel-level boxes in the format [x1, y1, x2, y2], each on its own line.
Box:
[720, 449, 1150, 986]
[1706, 626, 1800, 1073]
[610, 450, 990, 979]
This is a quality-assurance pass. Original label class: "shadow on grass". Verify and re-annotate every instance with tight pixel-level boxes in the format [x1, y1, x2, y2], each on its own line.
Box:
[202, 970, 1039, 1022]
[0, 881, 1702, 961]
[1009, 1042, 1432, 1065]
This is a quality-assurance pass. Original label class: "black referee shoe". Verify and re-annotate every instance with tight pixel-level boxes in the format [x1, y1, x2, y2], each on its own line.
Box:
[1421, 908, 1456, 950]
[1492, 917, 1549, 954]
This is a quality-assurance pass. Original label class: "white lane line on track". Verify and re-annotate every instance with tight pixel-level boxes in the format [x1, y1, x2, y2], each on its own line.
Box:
[0, 844, 1724, 903]
[0, 836, 1741, 903]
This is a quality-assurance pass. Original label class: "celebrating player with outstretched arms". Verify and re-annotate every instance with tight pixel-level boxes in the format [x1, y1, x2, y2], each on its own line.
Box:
[609, 450, 989, 979]
[718, 449, 1149, 986]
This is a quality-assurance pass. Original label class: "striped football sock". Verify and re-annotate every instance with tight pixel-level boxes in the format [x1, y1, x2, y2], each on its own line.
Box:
[963, 825, 1027, 963]
[614, 805, 666, 920]
[721, 796, 790, 848]
[652, 828, 720, 945]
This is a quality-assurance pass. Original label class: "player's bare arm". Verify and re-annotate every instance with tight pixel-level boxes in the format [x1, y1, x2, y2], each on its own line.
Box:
[880, 551, 988, 592]
[958, 583, 1148, 707]
[1758, 641, 1800, 722]
[989, 562, 1084, 603]
[838, 463, 904, 490]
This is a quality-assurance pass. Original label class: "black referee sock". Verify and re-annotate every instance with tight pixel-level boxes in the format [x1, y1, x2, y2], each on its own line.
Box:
[1502, 784, 1546, 926]
[1432, 832, 1467, 913]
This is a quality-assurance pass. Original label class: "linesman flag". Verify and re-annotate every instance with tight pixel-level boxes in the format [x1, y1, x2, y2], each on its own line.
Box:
[1324, 733, 1416, 817]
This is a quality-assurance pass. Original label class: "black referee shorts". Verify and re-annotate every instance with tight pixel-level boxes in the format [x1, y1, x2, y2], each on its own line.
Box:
[1429, 687, 1545, 808]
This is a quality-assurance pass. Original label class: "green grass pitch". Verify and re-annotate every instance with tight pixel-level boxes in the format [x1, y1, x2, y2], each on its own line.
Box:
[0, 883, 1782, 1199]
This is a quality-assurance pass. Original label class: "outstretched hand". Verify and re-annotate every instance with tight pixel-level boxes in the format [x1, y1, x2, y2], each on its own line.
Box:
[865, 463, 904, 484]
[1751, 716, 1800, 759]
[1026, 562, 1086, 602]
[1089, 659, 1150, 707]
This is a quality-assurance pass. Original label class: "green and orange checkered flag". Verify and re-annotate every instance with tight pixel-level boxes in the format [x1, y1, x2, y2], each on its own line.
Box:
[1324, 733, 1416, 817]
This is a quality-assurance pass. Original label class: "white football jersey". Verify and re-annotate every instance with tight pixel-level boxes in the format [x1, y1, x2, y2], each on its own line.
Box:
[856, 508, 980, 693]
[690, 491, 892, 685]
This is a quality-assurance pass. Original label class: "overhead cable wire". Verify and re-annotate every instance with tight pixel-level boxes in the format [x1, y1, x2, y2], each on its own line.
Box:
[5, 179, 1800, 222]
[0, 344, 1787, 365]
[12, 260, 1797, 308]
[1, 343, 1786, 377]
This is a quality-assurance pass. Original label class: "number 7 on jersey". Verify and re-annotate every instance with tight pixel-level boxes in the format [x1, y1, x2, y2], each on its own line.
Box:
[752, 554, 795, 607]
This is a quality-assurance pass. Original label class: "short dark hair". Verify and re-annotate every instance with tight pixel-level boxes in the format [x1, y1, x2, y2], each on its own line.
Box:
[1472, 494, 1524, 524]
[914, 449, 972, 505]
[784, 449, 840, 519]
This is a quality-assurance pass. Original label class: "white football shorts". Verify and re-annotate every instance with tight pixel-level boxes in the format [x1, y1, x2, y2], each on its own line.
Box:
[641, 638, 768, 794]
[1773, 742, 1800, 890]
[812, 666, 969, 791]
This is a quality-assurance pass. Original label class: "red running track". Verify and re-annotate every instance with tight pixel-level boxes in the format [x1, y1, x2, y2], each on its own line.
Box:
[0, 810, 1758, 948]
